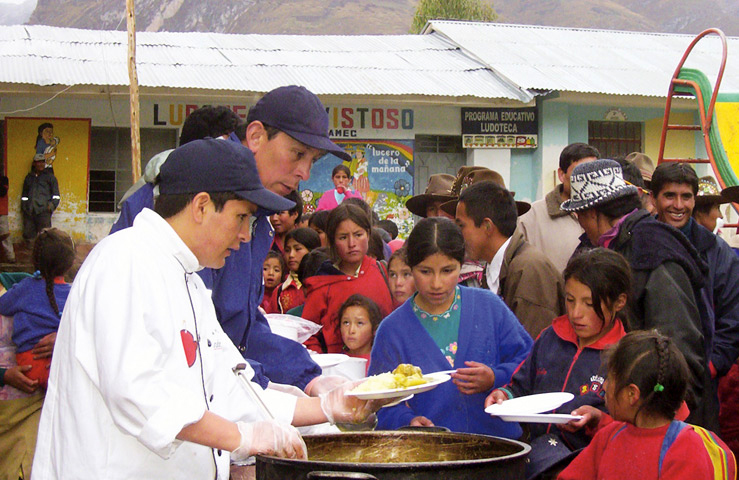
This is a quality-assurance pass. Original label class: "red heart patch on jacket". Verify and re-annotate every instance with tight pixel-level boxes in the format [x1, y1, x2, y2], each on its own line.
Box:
[180, 329, 198, 367]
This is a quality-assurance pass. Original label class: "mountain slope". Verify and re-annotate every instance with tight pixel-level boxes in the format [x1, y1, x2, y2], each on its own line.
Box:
[26, 0, 739, 36]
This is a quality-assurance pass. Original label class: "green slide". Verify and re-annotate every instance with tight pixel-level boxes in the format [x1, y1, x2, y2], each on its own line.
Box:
[675, 68, 739, 187]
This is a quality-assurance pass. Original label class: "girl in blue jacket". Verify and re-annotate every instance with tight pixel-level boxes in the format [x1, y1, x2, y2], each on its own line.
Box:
[485, 248, 632, 476]
[1, 228, 75, 388]
[369, 217, 533, 438]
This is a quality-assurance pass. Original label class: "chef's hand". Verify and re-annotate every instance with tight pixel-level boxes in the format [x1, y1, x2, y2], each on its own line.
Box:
[231, 420, 307, 461]
[3, 365, 39, 393]
[304, 375, 351, 397]
[32, 332, 57, 359]
[484, 389, 508, 408]
[410, 416, 434, 427]
[452, 361, 495, 395]
[319, 380, 391, 425]
[558, 405, 601, 433]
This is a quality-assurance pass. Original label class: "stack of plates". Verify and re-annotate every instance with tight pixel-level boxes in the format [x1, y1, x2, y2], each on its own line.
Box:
[485, 392, 583, 424]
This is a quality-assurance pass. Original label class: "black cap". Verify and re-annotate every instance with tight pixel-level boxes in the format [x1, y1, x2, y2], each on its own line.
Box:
[159, 138, 295, 213]
[247, 85, 351, 162]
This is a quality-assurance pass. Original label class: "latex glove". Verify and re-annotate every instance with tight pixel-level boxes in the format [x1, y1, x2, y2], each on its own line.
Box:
[304, 375, 351, 397]
[231, 420, 307, 462]
[319, 380, 389, 425]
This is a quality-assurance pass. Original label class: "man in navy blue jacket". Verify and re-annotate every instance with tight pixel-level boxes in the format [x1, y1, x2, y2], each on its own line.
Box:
[111, 89, 352, 394]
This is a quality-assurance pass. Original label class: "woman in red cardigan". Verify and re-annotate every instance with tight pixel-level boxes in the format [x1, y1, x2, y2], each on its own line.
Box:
[302, 204, 393, 353]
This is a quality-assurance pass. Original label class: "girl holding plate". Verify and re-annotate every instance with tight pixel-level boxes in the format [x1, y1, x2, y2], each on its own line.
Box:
[369, 217, 532, 437]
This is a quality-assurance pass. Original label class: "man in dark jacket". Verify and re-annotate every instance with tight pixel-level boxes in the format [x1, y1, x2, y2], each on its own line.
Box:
[651, 163, 739, 381]
[21, 154, 60, 241]
[561, 159, 716, 430]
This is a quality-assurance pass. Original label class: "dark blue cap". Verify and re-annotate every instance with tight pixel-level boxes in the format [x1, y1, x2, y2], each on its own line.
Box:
[247, 85, 351, 162]
[159, 138, 295, 213]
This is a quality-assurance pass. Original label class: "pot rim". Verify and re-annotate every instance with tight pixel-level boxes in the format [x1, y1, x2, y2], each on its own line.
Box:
[257, 431, 531, 468]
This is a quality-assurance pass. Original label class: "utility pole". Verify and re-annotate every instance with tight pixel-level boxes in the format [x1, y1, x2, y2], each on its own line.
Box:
[126, 0, 142, 183]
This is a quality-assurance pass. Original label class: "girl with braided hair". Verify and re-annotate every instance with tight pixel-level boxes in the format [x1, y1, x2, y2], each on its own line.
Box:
[0, 228, 75, 388]
[559, 330, 736, 480]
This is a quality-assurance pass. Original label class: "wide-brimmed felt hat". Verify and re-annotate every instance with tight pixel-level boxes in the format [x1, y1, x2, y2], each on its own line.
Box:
[159, 138, 295, 213]
[695, 175, 739, 205]
[439, 166, 531, 217]
[247, 85, 351, 162]
[405, 173, 456, 217]
[625, 152, 655, 186]
[561, 159, 638, 212]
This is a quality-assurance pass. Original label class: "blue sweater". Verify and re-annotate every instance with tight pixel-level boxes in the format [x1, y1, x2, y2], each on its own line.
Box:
[502, 314, 625, 449]
[0, 276, 70, 352]
[369, 286, 533, 437]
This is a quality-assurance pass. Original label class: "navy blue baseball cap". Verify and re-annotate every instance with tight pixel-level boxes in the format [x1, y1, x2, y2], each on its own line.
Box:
[159, 138, 295, 213]
[247, 85, 351, 162]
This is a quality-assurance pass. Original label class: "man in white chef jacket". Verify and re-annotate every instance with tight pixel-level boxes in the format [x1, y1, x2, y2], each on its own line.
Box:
[33, 138, 380, 480]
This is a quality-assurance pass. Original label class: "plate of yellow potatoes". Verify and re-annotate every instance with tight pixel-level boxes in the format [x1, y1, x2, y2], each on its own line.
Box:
[346, 364, 451, 400]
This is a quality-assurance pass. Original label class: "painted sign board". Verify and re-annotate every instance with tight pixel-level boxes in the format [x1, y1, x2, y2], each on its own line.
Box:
[461, 107, 538, 149]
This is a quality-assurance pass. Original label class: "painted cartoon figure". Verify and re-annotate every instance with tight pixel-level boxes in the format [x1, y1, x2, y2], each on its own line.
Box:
[349, 146, 370, 200]
[35, 122, 60, 168]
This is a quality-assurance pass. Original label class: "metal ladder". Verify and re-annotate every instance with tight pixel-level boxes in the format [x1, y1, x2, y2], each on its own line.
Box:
[657, 28, 738, 228]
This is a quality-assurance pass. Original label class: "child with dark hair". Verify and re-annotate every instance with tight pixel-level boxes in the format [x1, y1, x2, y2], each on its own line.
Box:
[559, 330, 736, 480]
[369, 217, 532, 437]
[316, 164, 363, 211]
[338, 294, 383, 373]
[270, 190, 302, 255]
[270, 228, 320, 314]
[260, 250, 285, 313]
[486, 248, 631, 478]
[308, 210, 329, 247]
[302, 204, 393, 353]
[387, 247, 415, 307]
[0, 228, 75, 388]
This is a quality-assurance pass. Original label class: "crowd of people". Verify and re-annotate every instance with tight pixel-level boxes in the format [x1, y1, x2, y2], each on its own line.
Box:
[0, 84, 738, 480]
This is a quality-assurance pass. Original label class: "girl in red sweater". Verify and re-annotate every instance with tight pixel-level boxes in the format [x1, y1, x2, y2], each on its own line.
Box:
[302, 204, 393, 353]
[558, 331, 736, 480]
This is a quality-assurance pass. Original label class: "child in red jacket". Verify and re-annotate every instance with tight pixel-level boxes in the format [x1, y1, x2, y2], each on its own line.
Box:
[271, 228, 320, 314]
[302, 204, 393, 353]
[558, 331, 736, 480]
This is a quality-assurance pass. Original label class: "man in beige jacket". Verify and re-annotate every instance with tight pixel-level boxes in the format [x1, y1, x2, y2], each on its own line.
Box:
[518, 143, 599, 272]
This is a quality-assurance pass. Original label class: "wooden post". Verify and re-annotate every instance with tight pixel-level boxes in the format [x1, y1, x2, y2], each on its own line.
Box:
[126, 0, 141, 183]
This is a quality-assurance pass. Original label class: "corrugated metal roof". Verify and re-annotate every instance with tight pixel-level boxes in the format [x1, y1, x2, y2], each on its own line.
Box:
[426, 21, 739, 97]
[0, 25, 531, 101]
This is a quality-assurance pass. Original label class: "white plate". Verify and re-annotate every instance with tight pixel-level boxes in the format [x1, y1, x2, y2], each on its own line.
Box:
[494, 413, 583, 424]
[485, 392, 575, 416]
[311, 353, 350, 369]
[382, 394, 414, 408]
[346, 373, 451, 400]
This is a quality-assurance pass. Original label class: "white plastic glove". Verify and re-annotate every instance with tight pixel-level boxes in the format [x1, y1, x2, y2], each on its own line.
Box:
[231, 420, 307, 462]
[319, 380, 388, 425]
[305, 375, 351, 397]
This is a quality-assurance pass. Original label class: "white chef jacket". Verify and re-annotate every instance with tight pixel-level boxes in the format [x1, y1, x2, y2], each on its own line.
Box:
[33, 209, 297, 480]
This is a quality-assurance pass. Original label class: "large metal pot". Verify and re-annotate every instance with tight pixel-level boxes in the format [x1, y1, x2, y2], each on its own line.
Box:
[256, 431, 530, 480]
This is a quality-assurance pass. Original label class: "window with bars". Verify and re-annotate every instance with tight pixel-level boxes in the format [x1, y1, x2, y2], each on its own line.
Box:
[588, 121, 643, 158]
[88, 127, 177, 212]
